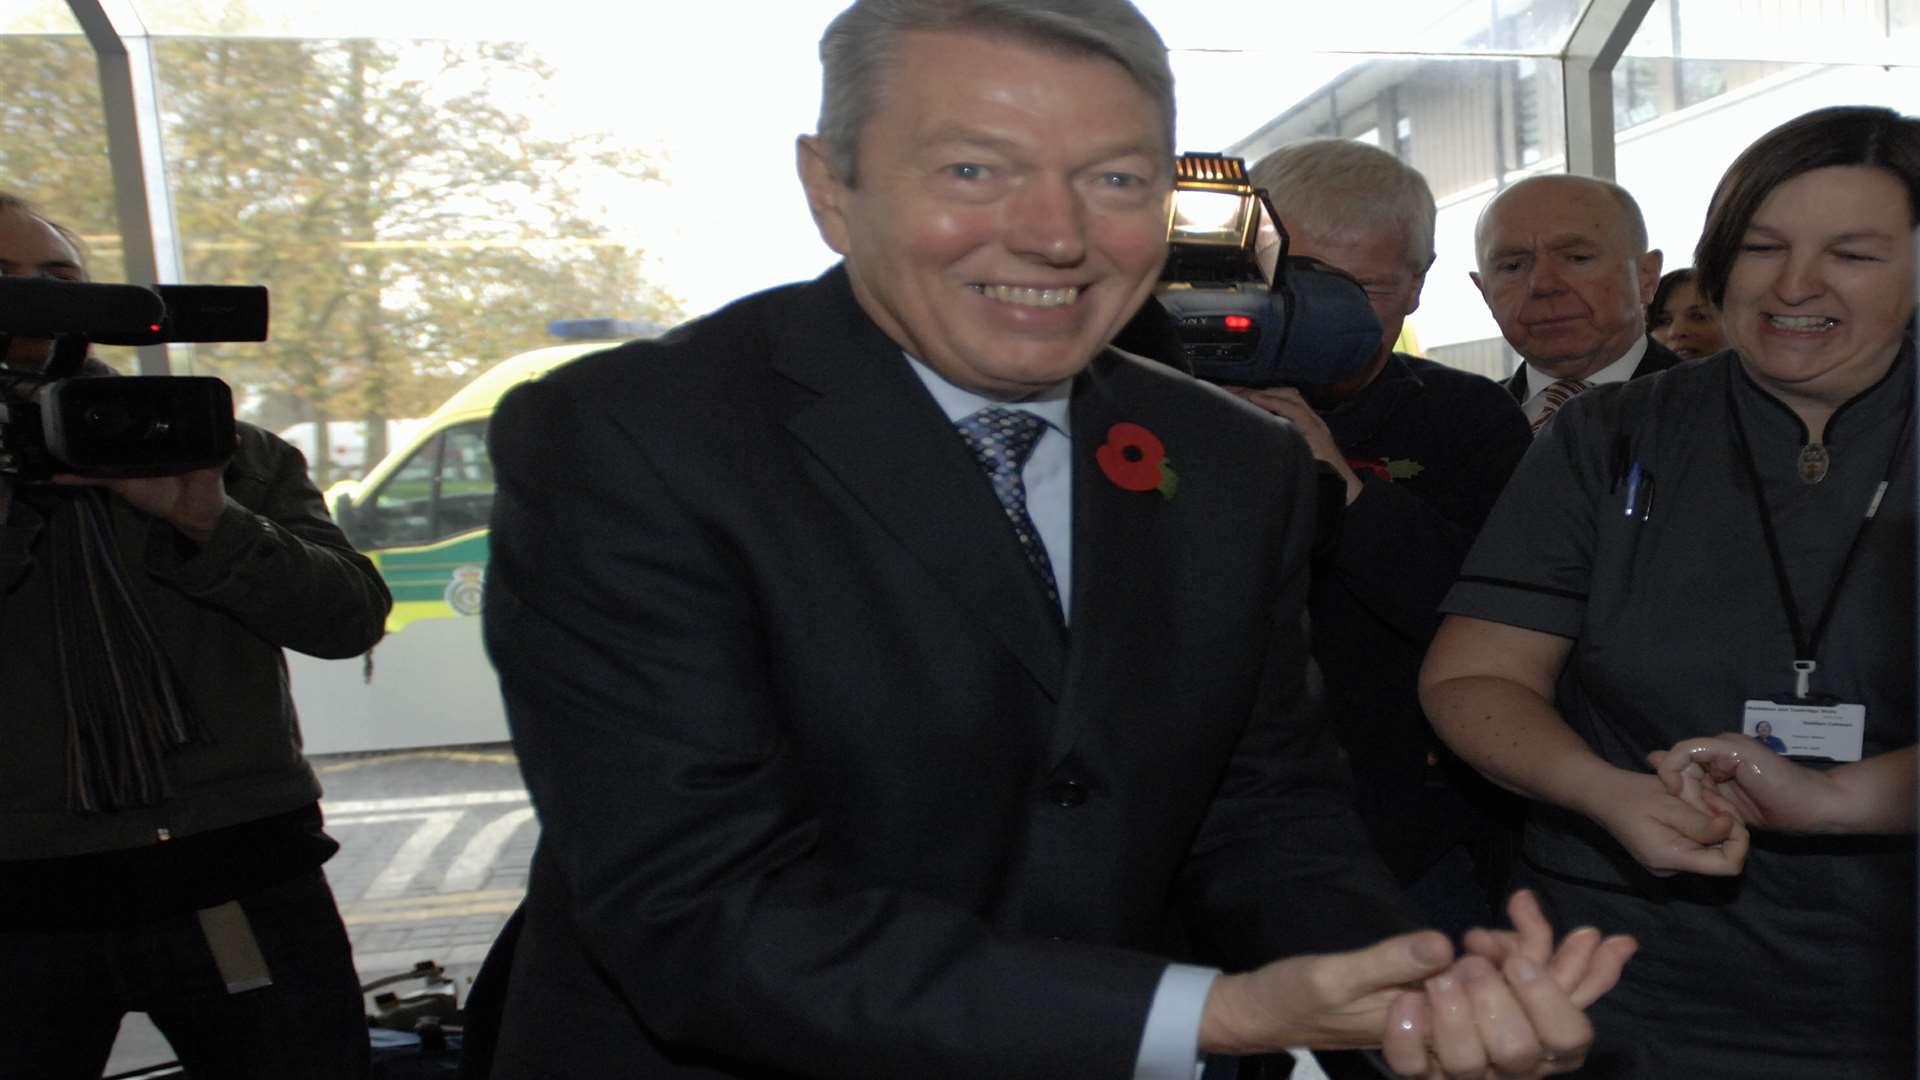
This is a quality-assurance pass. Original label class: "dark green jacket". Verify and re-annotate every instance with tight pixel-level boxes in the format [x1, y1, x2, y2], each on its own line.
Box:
[0, 420, 390, 857]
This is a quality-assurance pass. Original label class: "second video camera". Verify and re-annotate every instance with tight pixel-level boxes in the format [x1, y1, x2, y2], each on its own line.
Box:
[1152, 154, 1383, 389]
[0, 277, 266, 481]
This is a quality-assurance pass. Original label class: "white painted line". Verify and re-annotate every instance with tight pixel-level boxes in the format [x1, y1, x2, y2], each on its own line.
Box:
[325, 790, 529, 816]
[349, 810, 465, 900]
[439, 807, 538, 894]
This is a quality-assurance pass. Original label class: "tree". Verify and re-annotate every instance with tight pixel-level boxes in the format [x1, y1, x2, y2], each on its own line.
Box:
[0, 27, 682, 486]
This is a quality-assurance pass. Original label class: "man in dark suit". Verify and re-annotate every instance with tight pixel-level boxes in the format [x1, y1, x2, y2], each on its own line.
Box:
[479, 3, 1631, 1077]
[1220, 139, 1532, 938]
[1471, 176, 1683, 435]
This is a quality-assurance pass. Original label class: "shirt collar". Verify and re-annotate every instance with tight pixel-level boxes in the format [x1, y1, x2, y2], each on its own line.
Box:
[1524, 335, 1649, 400]
[903, 353, 1074, 437]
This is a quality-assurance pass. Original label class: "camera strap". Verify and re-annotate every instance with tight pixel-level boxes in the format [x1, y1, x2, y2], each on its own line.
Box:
[50, 488, 204, 812]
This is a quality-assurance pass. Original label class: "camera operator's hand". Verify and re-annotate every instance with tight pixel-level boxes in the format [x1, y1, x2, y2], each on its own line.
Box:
[1222, 385, 1364, 504]
[52, 465, 227, 548]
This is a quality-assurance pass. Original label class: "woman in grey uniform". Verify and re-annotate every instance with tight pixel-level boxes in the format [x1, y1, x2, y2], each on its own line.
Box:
[1419, 105, 1917, 1078]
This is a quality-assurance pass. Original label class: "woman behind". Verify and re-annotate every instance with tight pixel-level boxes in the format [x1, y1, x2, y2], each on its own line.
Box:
[1646, 267, 1727, 360]
[1419, 105, 1917, 1078]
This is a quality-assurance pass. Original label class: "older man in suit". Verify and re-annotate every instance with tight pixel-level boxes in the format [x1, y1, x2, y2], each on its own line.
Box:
[1473, 176, 1684, 434]
[479, 2, 1631, 1077]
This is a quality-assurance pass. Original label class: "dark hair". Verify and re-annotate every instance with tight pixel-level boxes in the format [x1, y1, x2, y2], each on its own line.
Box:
[1693, 106, 1920, 308]
[1647, 267, 1698, 325]
[0, 190, 90, 275]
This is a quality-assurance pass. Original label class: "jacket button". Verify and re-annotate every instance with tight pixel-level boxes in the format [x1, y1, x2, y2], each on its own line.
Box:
[1047, 779, 1088, 808]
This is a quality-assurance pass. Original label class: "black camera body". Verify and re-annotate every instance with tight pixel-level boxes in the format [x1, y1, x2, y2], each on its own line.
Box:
[1157, 256, 1382, 389]
[0, 277, 264, 482]
[1151, 154, 1384, 390]
[0, 376, 237, 481]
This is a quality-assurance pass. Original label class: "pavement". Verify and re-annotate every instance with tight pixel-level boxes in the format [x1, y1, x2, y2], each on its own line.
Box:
[100, 744, 1337, 1080]
[105, 744, 533, 1077]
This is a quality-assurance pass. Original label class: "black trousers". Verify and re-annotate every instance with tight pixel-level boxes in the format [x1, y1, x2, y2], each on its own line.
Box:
[0, 868, 368, 1080]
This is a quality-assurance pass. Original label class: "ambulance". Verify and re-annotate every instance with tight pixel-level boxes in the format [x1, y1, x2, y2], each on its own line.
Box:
[289, 319, 659, 753]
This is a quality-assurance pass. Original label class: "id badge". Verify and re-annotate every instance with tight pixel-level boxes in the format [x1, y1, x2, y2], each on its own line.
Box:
[1741, 699, 1866, 762]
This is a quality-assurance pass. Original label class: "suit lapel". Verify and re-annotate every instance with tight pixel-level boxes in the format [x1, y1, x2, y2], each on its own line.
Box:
[1051, 353, 1183, 764]
[1634, 337, 1683, 378]
[772, 269, 1067, 700]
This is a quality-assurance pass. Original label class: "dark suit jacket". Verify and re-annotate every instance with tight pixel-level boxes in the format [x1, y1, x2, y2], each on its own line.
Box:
[1501, 337, 1684, 400]
[480, 266, 1413, 1079]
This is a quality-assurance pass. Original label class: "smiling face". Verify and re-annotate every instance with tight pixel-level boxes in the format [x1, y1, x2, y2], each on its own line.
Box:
[1722, 165, 1917, 418]
[1650, 279, 1727, 360]
[798, 29, 1171, 400]
[1471, 178, 1662, 380]
[0, 206, 86, 372]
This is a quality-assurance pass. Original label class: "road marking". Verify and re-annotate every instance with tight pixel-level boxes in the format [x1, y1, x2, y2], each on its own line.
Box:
[440, 807, 538, 894]
[316, 749, 518, 774]
[332, 811, 465, 899]
[327, 789, 529, 815]
[350, 887, 526, 913]
[343, 892, 526, 926]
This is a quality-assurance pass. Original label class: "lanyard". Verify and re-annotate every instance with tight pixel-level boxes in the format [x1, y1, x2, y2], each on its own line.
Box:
[1725, 373, 1912, 699]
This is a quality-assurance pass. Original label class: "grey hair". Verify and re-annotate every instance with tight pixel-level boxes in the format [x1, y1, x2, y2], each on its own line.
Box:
[1474, 174, 1650, 265]
[0, 191, 89, 273]
[815, 0, 1174, 186]
[1249, 138, 1437, 275]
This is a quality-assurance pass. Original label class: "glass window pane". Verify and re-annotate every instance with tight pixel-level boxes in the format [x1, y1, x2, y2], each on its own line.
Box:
[142, 33, 694, 493]
[434, 421, 493, 540]
[118, 1, 1594, 55]
[1617, 0, 1920, 287]
[1143, 0, 1591, 56]
[1628, 0, 1918, 66]
[0, 1, 79, 32]
[1228, 55, 1573, 380]
[0, 9, 146, 374]
[363, 430, 439, 548]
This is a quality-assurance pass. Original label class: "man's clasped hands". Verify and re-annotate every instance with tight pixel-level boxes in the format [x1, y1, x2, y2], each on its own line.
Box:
[1207, 889, 1638, 1078]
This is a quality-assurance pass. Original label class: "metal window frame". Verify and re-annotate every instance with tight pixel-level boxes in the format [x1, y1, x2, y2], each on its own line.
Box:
[62, 0, 1661, 381]
[1561, 0, 1657, 179]
[67, 0, 180, 375]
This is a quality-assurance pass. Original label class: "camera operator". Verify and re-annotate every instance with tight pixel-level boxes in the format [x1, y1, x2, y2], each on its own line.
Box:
[1224, 142, 1532, 935]
[0, 193, 389, 1078]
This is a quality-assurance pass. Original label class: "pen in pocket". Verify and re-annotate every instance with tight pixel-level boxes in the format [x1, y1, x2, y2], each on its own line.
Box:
[1622, 462, 1654, 520]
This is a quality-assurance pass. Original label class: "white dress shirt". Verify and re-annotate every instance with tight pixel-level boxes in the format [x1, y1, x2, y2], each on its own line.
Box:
[1519, 335, 1649, 425]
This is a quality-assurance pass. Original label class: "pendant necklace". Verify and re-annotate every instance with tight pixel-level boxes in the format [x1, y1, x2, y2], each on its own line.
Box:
[1796, 442, 1830, 484]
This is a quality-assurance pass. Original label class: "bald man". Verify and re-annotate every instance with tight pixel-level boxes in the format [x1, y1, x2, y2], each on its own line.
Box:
[1470, 176, 1684, 433]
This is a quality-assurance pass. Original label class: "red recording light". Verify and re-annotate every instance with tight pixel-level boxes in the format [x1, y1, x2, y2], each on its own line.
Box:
[150, 324, 163, 332]
[1223, 315, 1253, 333]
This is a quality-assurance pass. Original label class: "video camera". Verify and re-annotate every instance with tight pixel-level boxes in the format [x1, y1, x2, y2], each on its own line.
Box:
[1151, 153, 1382, 389]
[0, 278, 266, 481]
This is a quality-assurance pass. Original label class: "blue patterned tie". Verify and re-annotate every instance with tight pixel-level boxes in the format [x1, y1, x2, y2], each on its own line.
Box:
[953, 407, 1060, 608]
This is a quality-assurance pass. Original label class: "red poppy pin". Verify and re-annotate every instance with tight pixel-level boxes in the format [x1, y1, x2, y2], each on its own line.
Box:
[1348, 457, 1393, 482]
[1096, 422, 1178, 500]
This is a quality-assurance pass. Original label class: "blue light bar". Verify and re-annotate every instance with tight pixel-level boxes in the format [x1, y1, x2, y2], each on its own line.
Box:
[547, 317, 662, 341]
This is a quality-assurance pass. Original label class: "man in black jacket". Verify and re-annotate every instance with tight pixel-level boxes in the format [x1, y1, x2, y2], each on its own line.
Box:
[1225, 139, 1532, 936]
[475, 3, 1633, 1078]
[0, 192, 391, 1079]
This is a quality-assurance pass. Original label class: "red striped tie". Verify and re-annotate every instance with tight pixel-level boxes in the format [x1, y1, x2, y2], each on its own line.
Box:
[1531, 378, 1590, 435]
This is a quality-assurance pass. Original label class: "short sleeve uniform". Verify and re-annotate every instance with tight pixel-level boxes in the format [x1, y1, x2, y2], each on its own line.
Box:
[1441, 347, 1916, 1078]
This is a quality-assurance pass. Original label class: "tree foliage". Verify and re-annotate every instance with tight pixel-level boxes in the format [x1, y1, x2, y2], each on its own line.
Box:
[0, 29, 681, 482]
